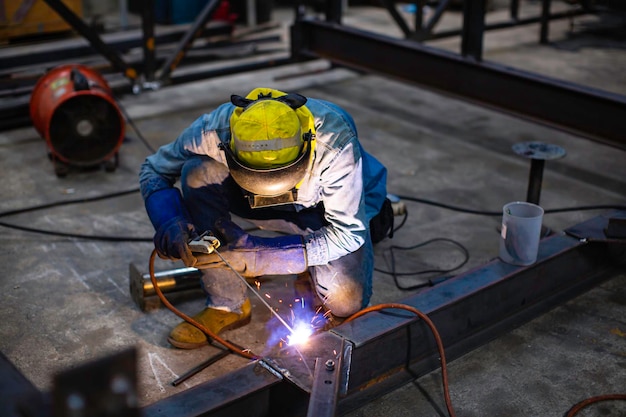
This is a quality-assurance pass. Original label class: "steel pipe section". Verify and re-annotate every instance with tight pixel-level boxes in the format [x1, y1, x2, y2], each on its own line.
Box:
[290, 19, 626, 151]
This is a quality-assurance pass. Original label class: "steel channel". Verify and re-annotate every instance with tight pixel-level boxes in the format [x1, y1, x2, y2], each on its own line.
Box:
[129, 263, 203, 311]
[290, 19, 626, 150]
[306, 353, 343, 417]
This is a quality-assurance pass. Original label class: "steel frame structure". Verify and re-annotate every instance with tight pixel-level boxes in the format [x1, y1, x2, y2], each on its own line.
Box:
[2, 3, 626, 413]
[2, 212, 624, 417]
[377, 0, 592, 43]
[2, 0, 623, 148]
[137, 212, 626, 417]
[0, 0, 293, 131]
[291, 0, 626, 151]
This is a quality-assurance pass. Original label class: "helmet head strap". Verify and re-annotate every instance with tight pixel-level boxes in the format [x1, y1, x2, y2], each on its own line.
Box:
[230, 92, 307, 110]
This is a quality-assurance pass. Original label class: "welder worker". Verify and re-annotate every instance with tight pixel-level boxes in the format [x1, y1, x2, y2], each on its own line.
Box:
[139, 87, 392, 349]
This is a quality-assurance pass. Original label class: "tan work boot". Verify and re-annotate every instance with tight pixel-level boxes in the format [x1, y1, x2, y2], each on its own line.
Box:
[167, 299, 252, 349]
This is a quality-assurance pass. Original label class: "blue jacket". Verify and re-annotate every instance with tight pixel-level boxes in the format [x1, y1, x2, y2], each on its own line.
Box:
[139, 97, 387, 266]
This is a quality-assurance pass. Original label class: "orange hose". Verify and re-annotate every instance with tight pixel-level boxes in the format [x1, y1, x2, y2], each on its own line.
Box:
[151, 250, 449, 414]
[345, 303, 456, 417]
[149, 249, 258, 360]
[147, 259, 624, 416]
[565, 394, 626, 417]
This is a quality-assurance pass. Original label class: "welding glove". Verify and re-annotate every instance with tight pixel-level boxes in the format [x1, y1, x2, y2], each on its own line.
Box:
[195, 218, 307, 278]
[145, 187, 198, 267]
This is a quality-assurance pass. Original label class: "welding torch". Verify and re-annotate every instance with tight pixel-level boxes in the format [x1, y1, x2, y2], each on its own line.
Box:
[188, 232, 295, 334]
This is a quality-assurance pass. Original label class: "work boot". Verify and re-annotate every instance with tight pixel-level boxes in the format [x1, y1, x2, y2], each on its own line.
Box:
[167, 299, 252, 349]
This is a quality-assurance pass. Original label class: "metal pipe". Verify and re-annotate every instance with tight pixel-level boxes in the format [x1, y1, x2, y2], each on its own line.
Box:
[171, 349, 230, 387]
[540, 0, 552, 44]
[461, 0, 486, 60]
[526, 158, 545, 205]
[128, 263, 202, 311]
[157, 0, 223, 83]
[141, 0, 156, 84]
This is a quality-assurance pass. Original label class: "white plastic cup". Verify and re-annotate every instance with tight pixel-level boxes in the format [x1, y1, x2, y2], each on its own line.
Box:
[499, 201, 544, 266]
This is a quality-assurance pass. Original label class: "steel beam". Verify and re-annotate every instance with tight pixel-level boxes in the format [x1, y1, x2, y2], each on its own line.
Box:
[42, 0, 138, 83]
[1, 213, 623, 416]
[0, 25, 233, 73]
[142, 361, 307, 417]
[138, 212, 624, 416]
[416, 8, 590, 41]
[290, 18, 626, 150]
[336, 214, 624, 414]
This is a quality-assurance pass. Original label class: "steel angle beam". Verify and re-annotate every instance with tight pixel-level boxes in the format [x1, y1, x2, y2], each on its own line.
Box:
[290, 19, 626, 151]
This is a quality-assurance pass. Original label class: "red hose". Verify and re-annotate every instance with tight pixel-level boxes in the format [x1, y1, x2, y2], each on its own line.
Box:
[149, 249, 258, 360]
[565, 394, 626, 417]
[345, 303, 456, 417]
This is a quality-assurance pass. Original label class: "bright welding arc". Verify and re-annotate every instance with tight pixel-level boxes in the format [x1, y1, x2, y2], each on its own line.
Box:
[212, 248, 295, 334]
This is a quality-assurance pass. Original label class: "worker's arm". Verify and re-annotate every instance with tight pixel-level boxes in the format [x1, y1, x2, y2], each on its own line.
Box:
[139, 109, 230, 266]
[305, 140, 369, 266]
[195, 218, 307, 277]
[195, 142, 369, 275]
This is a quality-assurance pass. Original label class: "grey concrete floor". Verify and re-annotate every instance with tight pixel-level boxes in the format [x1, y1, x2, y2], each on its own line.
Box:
[1, 3, 626, 417]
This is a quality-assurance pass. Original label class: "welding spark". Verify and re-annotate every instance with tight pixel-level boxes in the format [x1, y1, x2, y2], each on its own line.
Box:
[287, 320, 314, 346]
[264, 295, 330, 352]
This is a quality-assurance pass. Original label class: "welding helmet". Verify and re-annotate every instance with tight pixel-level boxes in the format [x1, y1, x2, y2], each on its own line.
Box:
[223, 88, 316, 207]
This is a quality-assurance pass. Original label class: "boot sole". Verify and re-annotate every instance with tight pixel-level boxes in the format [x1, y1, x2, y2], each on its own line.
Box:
[167, 314, 252, 350]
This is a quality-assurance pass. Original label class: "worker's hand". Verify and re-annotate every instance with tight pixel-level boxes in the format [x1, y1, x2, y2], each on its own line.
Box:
[154, 216, 198, 267]
[195, 218, 307, 277]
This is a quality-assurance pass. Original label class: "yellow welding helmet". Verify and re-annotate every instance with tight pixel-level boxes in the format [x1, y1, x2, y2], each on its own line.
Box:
[230, 87, 315, 168]
[225, 88, 316, 203]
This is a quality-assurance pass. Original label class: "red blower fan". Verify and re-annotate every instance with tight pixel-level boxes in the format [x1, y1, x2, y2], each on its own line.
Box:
[29, 64, 125, 177]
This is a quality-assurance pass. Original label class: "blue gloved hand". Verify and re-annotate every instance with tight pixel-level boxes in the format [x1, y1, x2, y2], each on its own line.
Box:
[195, 218, 307, 277]
[145, 188, 198, 267]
